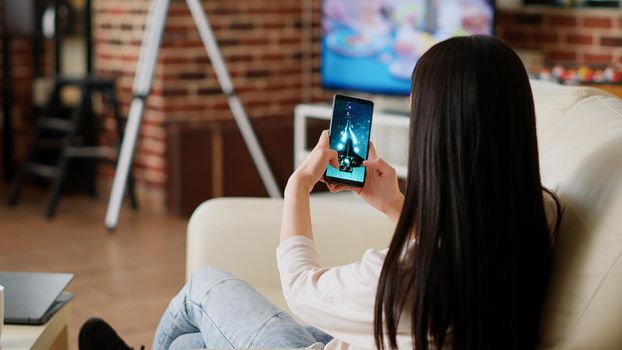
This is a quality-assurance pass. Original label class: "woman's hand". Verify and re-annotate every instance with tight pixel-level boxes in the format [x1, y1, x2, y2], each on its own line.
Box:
[326, 143, 404, 223]
[281, 130, 338, 243]
[287, 130, 339, 193]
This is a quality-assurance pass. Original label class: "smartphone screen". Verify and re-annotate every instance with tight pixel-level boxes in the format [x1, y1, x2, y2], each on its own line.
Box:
[324, 94, 374, 187]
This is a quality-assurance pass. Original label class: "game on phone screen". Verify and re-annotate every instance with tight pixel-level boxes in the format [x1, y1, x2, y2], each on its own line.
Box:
[325, 95, 373, 187]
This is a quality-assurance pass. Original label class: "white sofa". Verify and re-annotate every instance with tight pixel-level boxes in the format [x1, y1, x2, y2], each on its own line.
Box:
[187, 81, 622, 349]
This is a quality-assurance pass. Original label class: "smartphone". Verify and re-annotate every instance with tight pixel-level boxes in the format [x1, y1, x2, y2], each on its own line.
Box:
[324, 94, 374, 187]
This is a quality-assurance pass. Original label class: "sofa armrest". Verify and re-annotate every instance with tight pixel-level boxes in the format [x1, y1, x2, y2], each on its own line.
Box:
[186, 196, 394, 313]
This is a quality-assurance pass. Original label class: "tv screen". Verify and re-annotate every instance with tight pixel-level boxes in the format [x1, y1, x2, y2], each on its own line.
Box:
[321, 0, 495, 96]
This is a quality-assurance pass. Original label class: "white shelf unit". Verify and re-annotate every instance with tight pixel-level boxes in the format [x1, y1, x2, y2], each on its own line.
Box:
[294, 103, 410, 178]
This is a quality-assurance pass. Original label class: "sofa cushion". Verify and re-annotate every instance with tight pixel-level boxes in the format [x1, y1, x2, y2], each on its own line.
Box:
[536, 90, 622, 348]
[531, 80, 613, 145]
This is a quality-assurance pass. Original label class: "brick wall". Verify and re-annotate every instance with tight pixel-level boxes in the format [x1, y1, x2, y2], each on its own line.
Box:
[94, 0, 322, 210]
[496, 7, 622, 66]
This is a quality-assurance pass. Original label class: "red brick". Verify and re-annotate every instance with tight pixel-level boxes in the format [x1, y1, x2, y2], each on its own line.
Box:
[260, 52, 285, 61]
[246, 69, 272, 78]
[107, 8, 127, 16]
[216, 38, 240, 47]
[547, 50, 577, 62]
[601, 36, 622, 47]
[265, 82, 302, 92]
[516, 14, 543, 26]
[167, 6, 191, 17]
[242, 99, 272, 108]
[533, 32, 559, 44]
[160, 56, 191, 64]
[241, 37, 270, 46]
[128, 7, 147, 15]
[278, 36, 302, 45]
[120, 54, 137, 62]
[166, 39, 203, 48]
[500, 30, 527, 44]
[178, 72, 207, 80]
[583, 53, 613, 64]
[229, 22, 255, 31]
[582, 17, 612, 28]
[550, 15, 577, 27]
[166, 25, 192, 34]
[227, 53, 254, 62]
[567, 34, 593, 45]
[162, 103, 207, 113]
[194, 56, 210, 64]
[161, 87, 189, 97]
[198, 87, 222, 96]
[262, 22, 287, 29]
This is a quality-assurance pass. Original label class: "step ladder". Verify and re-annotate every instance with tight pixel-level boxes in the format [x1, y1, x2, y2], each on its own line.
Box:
[8, 77, 138, 218]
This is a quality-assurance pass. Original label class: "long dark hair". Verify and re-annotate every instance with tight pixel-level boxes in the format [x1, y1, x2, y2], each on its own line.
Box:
[374, 36, 551, 349]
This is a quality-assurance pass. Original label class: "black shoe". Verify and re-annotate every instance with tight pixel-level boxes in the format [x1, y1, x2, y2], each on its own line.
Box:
[79, 317, 140, 350]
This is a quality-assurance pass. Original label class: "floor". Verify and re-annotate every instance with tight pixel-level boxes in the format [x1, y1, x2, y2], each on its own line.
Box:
[0, 185, 188, 349]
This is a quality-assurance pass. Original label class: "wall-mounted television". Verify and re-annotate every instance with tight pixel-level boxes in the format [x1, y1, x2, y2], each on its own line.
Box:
[321, 0, 495, 96]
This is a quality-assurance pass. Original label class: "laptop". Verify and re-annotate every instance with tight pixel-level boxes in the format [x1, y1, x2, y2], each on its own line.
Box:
[0, 272, 74, 325]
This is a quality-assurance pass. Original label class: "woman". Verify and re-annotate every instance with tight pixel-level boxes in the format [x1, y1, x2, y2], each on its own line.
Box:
[151, 35, 559, 350]
[277, 36, 559, 349]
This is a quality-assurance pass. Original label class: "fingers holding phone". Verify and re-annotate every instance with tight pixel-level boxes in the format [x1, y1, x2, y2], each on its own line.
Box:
[289, 130, 339, 192]
[324, 140, 379, 192]
[360, 157, 403, 217]
[328, 148, 403, 222]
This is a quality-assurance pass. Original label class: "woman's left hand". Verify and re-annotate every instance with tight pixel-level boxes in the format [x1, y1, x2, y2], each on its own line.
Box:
[287, 130, 339, 193]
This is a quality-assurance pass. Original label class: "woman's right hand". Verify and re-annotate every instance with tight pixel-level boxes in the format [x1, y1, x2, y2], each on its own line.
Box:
[326, 143, 404, 223]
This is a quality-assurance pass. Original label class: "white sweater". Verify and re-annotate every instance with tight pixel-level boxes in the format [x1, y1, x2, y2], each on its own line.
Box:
[276, 194, 560, 350]
[276, 235, 408, 350]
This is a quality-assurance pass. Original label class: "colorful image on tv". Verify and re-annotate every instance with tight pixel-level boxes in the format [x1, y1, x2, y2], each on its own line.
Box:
[322, 0, 495, 95]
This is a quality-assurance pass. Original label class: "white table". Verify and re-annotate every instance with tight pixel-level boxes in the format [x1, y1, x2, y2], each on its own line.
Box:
[294, 103, 410, 178]
[1, 301, 71, 350]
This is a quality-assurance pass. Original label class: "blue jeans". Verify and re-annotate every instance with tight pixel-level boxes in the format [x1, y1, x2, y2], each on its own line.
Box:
[153, 267, 333, 349]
